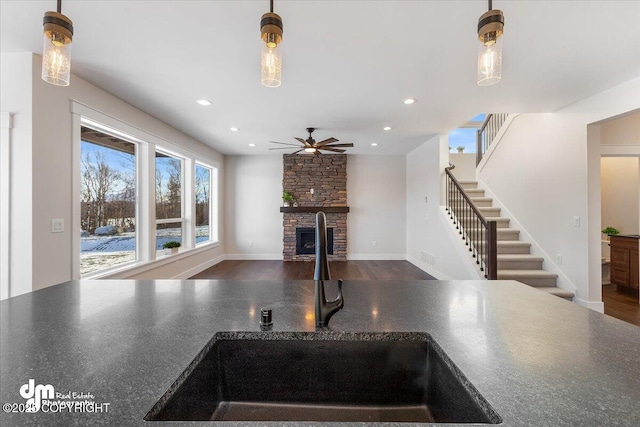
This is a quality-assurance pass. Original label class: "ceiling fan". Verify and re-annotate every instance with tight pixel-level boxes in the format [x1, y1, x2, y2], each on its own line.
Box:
[269, 128, 354, 154]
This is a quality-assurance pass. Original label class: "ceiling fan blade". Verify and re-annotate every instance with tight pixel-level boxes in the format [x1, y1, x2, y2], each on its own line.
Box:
[294, 137, 310, 147]
[269, 147, 299, 150]
[315, 137, 339, 146]
[318, 147, 346, 153]
[291, 148, 305, 155]
[321, 143, 354, 148]
[270, 141, 302, 146]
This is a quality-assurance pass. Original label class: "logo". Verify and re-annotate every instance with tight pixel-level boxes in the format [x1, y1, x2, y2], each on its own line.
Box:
[19, 379, 54, 413]
[3, 380, 110, 414]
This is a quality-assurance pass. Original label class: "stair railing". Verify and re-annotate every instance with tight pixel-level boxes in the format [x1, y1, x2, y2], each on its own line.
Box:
[445, 164, 497, 279]
[476, 113, 508, 166]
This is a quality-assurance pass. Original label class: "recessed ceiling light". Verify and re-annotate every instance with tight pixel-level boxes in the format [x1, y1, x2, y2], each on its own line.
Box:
[196, 99, 212, 106]
[383, 126, 392, 131]
[230, 127, 240, 132]
[403, 98, 416, 105]
[249, 143, 256, 147]
[371, 143, 378, 146]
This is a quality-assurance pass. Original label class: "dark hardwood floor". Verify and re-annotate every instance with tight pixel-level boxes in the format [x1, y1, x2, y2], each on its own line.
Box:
[603, 284, 640, 327]
[190, 260, 436, 281]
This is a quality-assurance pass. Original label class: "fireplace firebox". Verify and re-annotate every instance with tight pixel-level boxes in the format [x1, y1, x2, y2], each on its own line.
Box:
[296, 227, 334, 255]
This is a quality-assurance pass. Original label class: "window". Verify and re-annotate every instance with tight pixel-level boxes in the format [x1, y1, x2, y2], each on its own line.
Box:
[449, 114, 486, 153]
[80, 126, 136, 275]
[195, 164, 212, 244]
[155, 150, 183, 254]
[75, 103, 220, 278]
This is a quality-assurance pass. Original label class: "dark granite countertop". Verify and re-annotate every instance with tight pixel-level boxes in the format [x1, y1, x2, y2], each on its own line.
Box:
[1, 279, 640, 426]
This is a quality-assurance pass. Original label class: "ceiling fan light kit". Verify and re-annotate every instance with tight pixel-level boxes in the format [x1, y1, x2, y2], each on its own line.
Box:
[42, 0, 73, 86]
[260, 0, 283, 87]
[477, 0, 504, 86]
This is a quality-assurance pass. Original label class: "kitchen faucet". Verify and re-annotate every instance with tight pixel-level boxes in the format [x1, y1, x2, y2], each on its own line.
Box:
[314, 211, 344, 328]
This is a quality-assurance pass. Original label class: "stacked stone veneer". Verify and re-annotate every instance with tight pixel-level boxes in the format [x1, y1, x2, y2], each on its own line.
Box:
[283, 154, 347, 261]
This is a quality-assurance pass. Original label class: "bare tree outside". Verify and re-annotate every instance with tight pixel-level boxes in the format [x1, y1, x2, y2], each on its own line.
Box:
[80, 128, 137, 276]
[155, 153, 183, 250]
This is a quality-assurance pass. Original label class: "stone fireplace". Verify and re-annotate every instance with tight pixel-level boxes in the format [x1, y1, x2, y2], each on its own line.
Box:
[281, 154, 348, 261]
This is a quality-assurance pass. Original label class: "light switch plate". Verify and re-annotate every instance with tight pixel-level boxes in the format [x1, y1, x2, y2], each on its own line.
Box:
[51, 219, 64, 233]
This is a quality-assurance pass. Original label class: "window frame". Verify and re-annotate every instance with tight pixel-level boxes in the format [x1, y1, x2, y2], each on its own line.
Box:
[78, 120, 140, 278]
[154, 148, 186, 257]
[194, 162, 215, 246]
[71, 101, 220, 279]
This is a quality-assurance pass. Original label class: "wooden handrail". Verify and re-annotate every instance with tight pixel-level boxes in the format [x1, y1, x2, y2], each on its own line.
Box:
[445, 164, 497, 280]
[445, 165, 488, 228]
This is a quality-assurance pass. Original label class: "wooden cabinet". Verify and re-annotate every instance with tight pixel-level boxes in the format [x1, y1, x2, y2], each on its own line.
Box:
[610, 236, 639, 290]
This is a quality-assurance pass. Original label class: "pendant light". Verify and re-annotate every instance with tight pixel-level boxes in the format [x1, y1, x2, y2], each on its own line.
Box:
[42, 0, 74, 86]
[260, 0, 283, 87]
[477, 0, 504, 86]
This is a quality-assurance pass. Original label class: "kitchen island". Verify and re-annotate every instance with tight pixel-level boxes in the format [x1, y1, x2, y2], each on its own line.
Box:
[1, 279, 640, 426]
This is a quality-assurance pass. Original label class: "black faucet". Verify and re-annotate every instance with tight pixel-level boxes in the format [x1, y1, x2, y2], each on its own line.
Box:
[314, 212, 344, 328]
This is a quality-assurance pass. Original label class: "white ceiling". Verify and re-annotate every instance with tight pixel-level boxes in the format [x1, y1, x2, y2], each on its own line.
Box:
[2, 1, 639, 155]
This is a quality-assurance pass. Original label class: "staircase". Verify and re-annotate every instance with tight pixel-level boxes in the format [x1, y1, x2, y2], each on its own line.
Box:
[457, 180, 575, 301]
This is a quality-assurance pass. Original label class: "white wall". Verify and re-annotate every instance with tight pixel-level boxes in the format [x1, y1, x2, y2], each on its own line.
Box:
[601, 157, 640, 235]
[601, 112, 640, 145]
[347, 155, 406, 259]
[1, 52, 225, 294]
[223, 154, 408, 260]
[477, 76, 640, 310]
[0, 54, 34, 298]
[223, 156, 283, 258]
[448, 153, 476, 181]
[406, 135, 475, 279]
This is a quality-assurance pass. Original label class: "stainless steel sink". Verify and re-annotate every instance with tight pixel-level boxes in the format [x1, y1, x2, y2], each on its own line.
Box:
[145, 331, 501, 423]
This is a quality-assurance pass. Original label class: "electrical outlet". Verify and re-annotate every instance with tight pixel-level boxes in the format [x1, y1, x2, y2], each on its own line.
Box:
[249, 241, 254, 247]
[573, 216, 580, 227]
[555, 254, 563, 264]
[51, 219, 64, 233]
[372, 241, 377, 248]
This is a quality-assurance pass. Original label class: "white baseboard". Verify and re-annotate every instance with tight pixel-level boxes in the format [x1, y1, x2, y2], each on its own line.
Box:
[574, 298, 605, 313]
[407, 256, 450, 280]
[224, 253, 283, 260]
[347, 253, 407, 261]
[172, 255, 225, 279]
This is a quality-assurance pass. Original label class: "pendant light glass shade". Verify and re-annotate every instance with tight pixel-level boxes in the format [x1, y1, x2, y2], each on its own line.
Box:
[261, 43, 282, 87]
[42, 8, 73, 86]
[476, 4, 504, 87]
[260, 1, 283, 88]
[477, 36, 502, 86]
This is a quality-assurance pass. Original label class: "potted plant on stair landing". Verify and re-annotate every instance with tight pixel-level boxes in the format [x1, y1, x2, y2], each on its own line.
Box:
[163, 241, 181, 255]
[282, 191, 294, 207]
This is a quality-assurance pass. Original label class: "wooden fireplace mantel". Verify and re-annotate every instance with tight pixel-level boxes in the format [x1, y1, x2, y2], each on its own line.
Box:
[280, 206, 350, 214]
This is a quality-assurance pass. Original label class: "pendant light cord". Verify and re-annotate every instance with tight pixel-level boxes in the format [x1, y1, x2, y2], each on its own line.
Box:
[57, 0, 62, 13]
[488, 0, 492, 11]
[270, 0, 274, 13]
